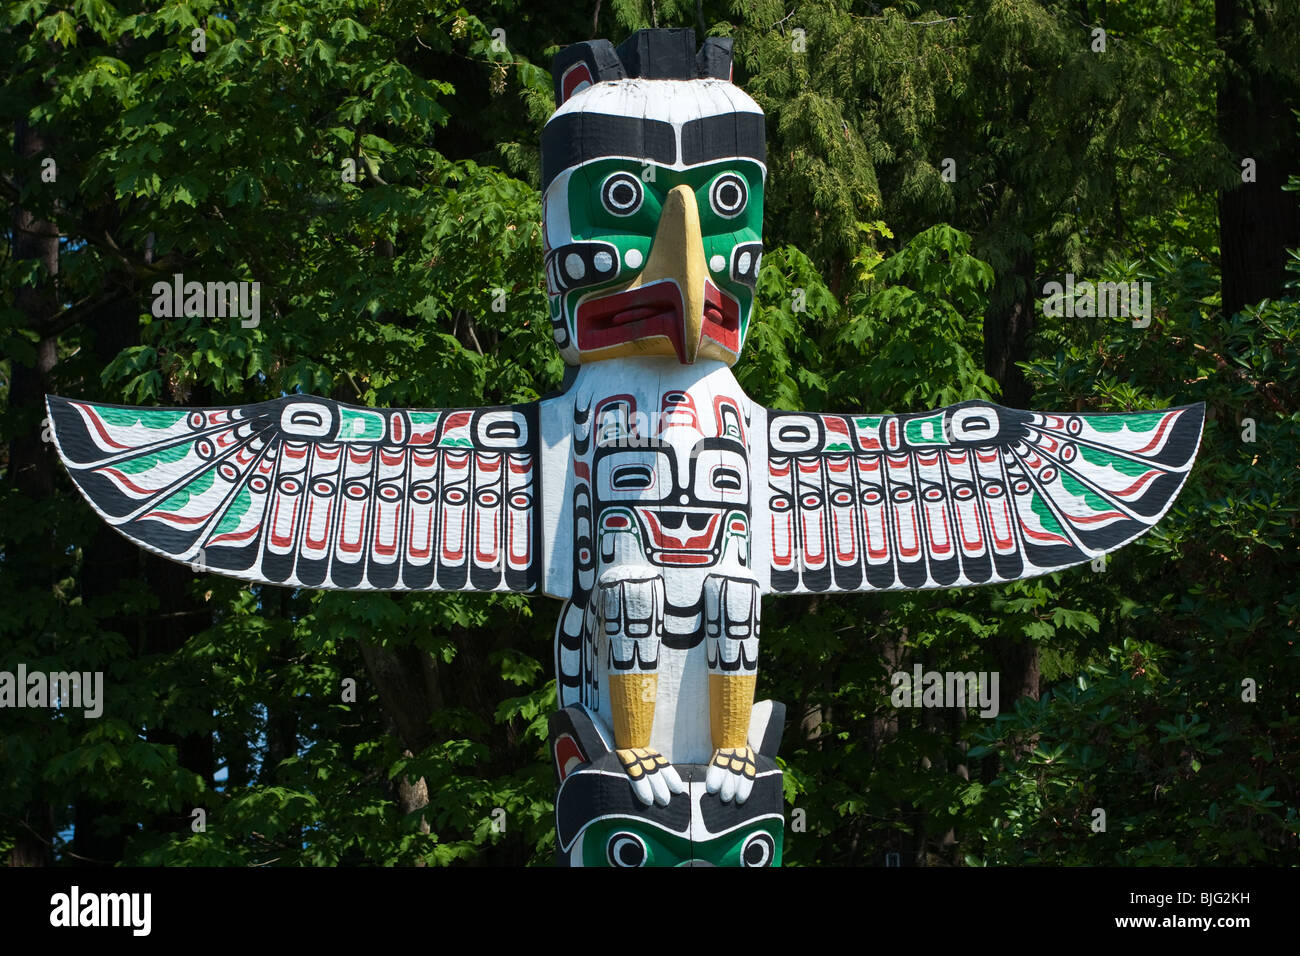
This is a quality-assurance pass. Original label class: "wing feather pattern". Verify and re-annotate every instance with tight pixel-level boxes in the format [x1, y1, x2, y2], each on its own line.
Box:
[46, 394, 541, 592]
[765, 400, 1204, 593]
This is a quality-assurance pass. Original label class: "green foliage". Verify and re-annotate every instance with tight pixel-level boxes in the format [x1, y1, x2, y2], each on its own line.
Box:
[836, 223, 999, 409]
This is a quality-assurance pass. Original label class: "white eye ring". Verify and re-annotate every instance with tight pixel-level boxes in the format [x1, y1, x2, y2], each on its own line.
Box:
[601, 173, 643, 216]
[709, 173, 747, 218]
[607, 832, 647, 867]
[741, 831, 774, 867]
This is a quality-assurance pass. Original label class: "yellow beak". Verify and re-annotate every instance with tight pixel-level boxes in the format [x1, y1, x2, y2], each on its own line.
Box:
[628, 183, 708, 363]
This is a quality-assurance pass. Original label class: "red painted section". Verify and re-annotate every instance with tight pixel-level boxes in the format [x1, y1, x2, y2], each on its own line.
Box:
[575, 280, 740, 363]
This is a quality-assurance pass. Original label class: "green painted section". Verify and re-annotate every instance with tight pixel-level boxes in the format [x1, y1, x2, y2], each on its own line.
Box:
[213, 486, 252, 534]
[1062, 472, 1112, 511]
[576, 816, 783, 868]
[114, 442, 194, 474]
[339, 407, 384, 441]
[904, 412, 947, 445]
[1079, 443, 1152, 476]
[97, 406, 186, 428]
[157, 468, 216, 511]
[1087, 411, 1165, 433]
[1030, 492, 1067, 535]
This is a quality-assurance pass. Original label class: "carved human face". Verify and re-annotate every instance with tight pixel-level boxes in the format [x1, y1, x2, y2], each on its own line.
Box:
[591, 389, 750, 570]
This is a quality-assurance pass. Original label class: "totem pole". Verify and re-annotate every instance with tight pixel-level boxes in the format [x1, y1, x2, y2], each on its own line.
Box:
[45, 28, 1204, 867]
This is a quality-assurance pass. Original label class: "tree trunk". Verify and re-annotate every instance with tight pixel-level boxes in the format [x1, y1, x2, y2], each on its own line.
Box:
[358, 640, 439, 852]
[985, 247, 1040, 762]
[1216, 0, 1300, 318]
[983, 248, 1035, 409]
[6, 118, 60, 868]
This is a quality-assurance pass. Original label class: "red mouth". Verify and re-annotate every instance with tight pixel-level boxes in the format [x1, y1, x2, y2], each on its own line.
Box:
[575, 279, 741, 363]
[701, 282, 740, 349]
[641, 510, 721, 554]
[656, 552, 714, 566]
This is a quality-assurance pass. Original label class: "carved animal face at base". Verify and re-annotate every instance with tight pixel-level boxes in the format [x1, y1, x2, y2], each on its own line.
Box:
[560, 766, 784, 867]
[551, 705, 784, 867]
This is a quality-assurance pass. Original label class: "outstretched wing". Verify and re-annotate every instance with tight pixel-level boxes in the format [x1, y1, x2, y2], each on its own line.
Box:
[46, 394, 542, 592]
[763, 399, 1204, 594]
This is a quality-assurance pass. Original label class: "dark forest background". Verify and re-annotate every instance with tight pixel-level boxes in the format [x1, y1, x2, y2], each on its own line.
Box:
[2, 0, 1297, 866]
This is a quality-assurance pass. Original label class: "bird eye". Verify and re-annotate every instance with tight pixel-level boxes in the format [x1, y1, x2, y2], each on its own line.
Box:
[601, 173, 643, 216]
[709, 173, 747, 218]
[607, 831, 647, 867]
[741, 832, 774, 867]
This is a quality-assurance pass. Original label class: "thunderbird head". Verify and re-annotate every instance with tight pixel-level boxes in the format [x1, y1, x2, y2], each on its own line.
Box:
[542, 30, 766, 367]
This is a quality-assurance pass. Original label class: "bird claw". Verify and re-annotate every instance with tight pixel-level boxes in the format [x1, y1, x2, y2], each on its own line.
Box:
[705, 746, 757, 804]
[615, 747, 685, 806]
